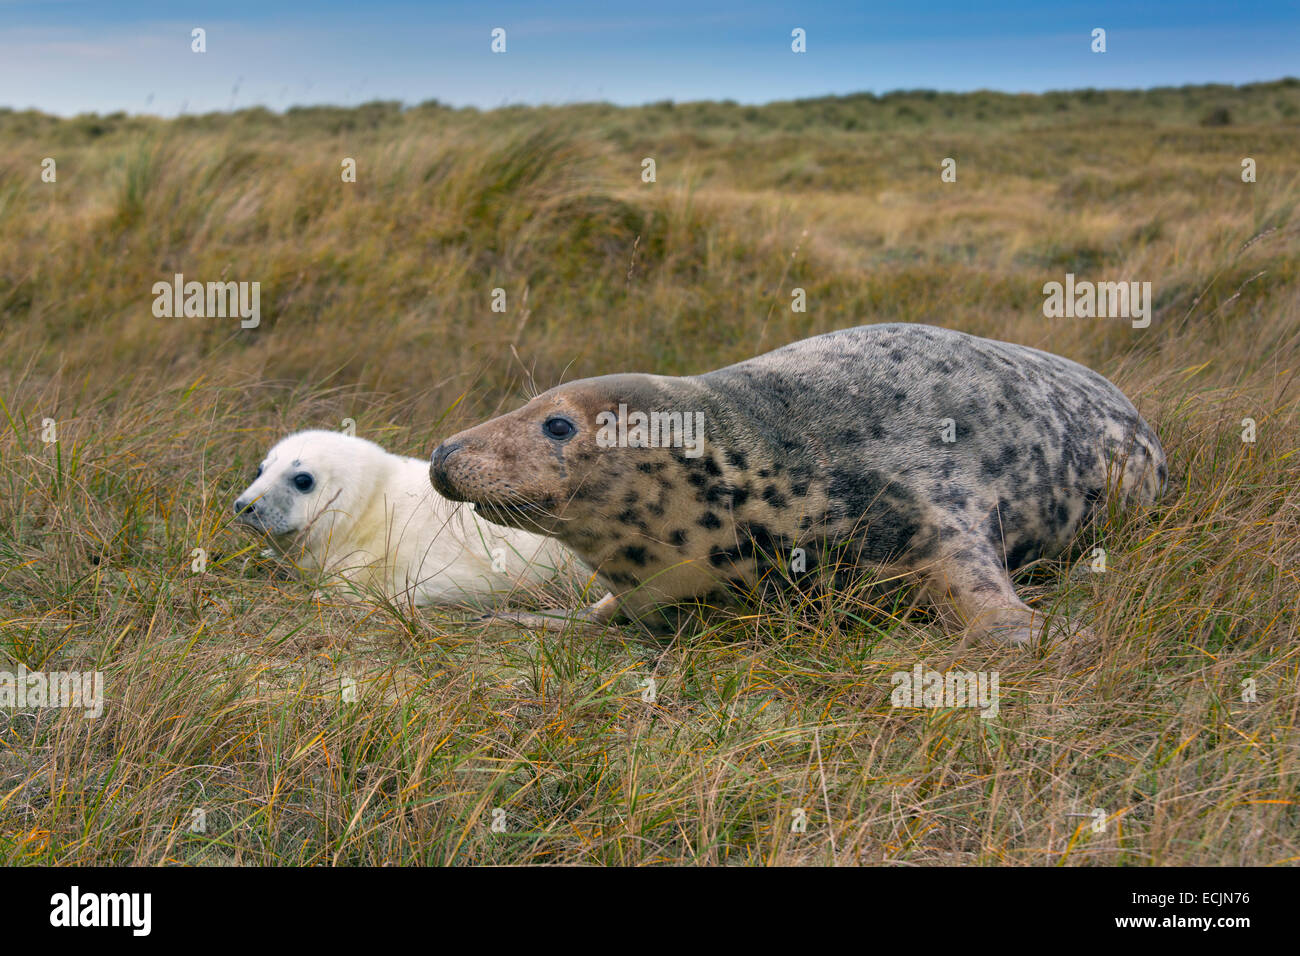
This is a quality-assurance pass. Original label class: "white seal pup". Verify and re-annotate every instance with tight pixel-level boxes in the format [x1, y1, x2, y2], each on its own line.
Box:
[428, 323, 1166, 643]
[234, 430, 590, 605]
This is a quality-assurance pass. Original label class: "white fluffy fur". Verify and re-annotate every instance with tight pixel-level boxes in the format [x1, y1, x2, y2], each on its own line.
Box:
[233, 430, 587, 605]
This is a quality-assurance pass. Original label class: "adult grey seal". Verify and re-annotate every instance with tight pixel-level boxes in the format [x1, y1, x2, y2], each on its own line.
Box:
[429, 323, 1166, 643]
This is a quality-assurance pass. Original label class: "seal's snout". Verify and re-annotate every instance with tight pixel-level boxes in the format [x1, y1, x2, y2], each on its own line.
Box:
[430, 440, 465, 500]
[431, 440, 462, 470]
[233, 495, 266, 529]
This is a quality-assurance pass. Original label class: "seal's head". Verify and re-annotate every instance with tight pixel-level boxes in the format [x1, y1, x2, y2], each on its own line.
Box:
[234, 430, 389, 556]
[430, 373, 703, 539]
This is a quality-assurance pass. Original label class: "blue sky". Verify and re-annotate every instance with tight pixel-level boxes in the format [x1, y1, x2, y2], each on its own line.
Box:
[2, 1, 1297, 116]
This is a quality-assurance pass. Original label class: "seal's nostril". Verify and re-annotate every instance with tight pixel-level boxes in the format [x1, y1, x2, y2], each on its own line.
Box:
[431, 440, 463, 472]
[430, 441, 467, 499]
[234, 498, 254, 516]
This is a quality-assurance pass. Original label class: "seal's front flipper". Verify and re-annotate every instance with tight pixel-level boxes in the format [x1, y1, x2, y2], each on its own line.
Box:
[925, 541, 1084, 647]
[480, 591, 619, 631]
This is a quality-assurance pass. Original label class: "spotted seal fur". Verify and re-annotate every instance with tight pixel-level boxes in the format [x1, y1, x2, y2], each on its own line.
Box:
[429, 323, 1166, 643]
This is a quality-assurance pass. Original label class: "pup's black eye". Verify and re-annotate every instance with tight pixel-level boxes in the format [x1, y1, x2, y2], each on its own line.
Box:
[542, 416, 576, 441]
[293, 473, 314, 492]
[255, 466, 263, 479]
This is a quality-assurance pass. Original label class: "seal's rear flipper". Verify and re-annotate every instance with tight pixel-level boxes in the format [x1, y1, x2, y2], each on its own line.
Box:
[480, 591, 619, 631]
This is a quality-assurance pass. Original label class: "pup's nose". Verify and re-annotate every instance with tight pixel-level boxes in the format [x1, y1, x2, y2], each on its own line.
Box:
[429, 441, 464, 497]
[234, 497, 255, 515]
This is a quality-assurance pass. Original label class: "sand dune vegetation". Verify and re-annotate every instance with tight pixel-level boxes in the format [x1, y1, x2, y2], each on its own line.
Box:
[1, 80, 1298, 864]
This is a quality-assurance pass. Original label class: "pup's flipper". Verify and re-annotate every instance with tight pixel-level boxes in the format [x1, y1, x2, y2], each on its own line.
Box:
[480, 592, 620, 630]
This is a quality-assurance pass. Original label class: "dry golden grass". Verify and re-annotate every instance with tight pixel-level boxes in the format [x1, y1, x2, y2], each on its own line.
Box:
[0, 83, 1298, 864]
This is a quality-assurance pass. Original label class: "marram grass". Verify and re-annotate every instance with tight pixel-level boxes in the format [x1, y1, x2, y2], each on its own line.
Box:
[0, 83, 1297, 865]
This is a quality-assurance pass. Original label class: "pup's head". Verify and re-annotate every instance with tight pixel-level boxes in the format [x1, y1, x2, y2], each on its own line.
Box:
[233, 431, 389, 557]
[429, 373, 705, 540]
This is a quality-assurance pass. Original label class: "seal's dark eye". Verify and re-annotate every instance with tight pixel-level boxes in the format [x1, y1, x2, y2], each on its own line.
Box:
[292, 473, 314, 492]
[543, 416, 576, 441]
[255, 466, 263, 479]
